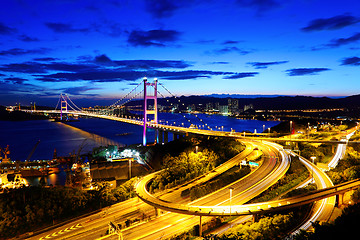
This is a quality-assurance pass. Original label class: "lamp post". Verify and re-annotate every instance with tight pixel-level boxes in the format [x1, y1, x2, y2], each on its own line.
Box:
[229, 187, 233, 217]
[195, 146, 198, 154]
[290, 121, 293, 143]
[129, 158, 132, 179]
[310, 156, 316, 183]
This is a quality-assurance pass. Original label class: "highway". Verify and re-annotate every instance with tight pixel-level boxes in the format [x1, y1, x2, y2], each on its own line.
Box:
[27, 140, 289, 240]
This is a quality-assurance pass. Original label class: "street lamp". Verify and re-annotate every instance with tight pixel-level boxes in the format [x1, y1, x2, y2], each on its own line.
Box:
[310, 156, 316, 183]
[229, 187, 233, 217]
[195, 146, 198, 154]
[129, 158, 132, 179]
[290, 121, 293, 141]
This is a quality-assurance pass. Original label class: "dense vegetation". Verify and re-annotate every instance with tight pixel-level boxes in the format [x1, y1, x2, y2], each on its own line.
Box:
[150, 137, 245, 192]
[327, 146, 360, 184]
[187, 165, 251, 201]
[219, 214, 293, 240]
[298, 142, 333, 164]
[0, 179, 136, 239]
[150, 149, 219, 191]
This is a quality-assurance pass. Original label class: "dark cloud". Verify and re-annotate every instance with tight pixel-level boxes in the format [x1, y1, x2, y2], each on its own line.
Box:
[3, 77, 27, 84]
[45, 22, 90, 33]
[223, 72, 259, 79]
[62, 86, 101, 96]
[326, 32, 360, 47]
[340, 56, 360, 66]
[94, 54, 114, 65]
[208, 46, 252, 55]
[35, 69, 235, 83]
[0, 56, 193, 77]
[115, 60, 192, 69]
[18, 34, 40, 42]
[144, 0, 193, 18]
[0, 48, 51, 56]
[36, 70, 146, 82]
[236, 0, 280, 12]
[223, 40, 242, 44]
[94, 54, 192, 69]
[209, 62, 230, 65]
[302, 14, 360, 32]
[0, 62, 48, 73]
[33, 57, 59, 62]
[286, 68, 330, 76]
[127, 29, 180, 47]
[0, 22, 16, 35]
[0, 61, 96, 74]
[156, 70, 233, 80]
[247, 61, 288, 69]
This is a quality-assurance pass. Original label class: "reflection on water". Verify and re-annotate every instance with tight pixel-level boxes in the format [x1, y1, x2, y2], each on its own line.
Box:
[25, 170, 67, 186]
[0, 114, 280, 162]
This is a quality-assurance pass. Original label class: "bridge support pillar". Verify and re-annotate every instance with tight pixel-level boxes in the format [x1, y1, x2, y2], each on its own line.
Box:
[154, 207, 160, 217]
[164, 131, 168, 143]
[337, 193, 345, 207]
[173, 133, 178, 140]
[158, 130, 163, 145]
[199, 216, 202, 237]
[332, 145, 335, 154]
[252, 214, 259, 222]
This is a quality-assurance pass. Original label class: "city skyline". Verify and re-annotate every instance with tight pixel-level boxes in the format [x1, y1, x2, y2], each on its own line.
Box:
[1, 0, 360, 106]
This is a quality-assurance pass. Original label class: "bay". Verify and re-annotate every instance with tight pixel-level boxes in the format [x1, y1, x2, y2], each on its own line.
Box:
[0, 113, 280, 161]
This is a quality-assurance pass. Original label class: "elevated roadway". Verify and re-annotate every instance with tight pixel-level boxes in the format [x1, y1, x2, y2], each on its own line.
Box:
[25, 110, 360, 145]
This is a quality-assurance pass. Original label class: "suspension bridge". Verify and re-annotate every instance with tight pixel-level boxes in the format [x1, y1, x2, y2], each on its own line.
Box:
[23, 77, 360, 147]
[25, 78, 223, 146]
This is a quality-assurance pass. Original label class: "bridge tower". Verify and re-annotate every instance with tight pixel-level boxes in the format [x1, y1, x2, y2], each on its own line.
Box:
[60, 94, 68, 121]
[143, 77, 158, 146]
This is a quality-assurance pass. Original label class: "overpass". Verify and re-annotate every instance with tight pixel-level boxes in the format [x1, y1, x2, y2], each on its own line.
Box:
[134, 167, 358, 219]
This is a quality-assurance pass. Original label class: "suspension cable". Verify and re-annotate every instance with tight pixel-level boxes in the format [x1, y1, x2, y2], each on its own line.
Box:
[158, 83, 212, 130]
[108, 80, 143, 109]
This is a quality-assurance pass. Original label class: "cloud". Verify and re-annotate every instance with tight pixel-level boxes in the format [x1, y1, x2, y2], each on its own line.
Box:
[223, 40, 242, 44]
[127, 29, 180, 47]
[247, 61, 288, 69]
[326, 32, 360, 47]
[0, 62, 48, 73]
[0, 22, 16, 35]
[340, 56, 360, 66]
[285, 68, 330, 76]
[235, 0, 281, 12]
[115, 60, 192, 69]
[0, 48, 51, 56]
[18, 34, 40, 42]
[1, 56, 229, 84]
[94, 54, 192, 69]
[3, 77, 27, 84]
[62, 85, 101, 96]
[144, 0, 193, 18]
[33, 57, 59, 62]
[302, 14, 360, 32]
[36, 69, 234, 82]
[208, 46, 252, 55]
[223, 72, 259, 79]
[45, 22, 90, 33]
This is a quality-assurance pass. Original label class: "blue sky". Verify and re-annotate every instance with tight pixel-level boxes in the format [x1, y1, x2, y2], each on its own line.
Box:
[1, 0, 360, 106]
